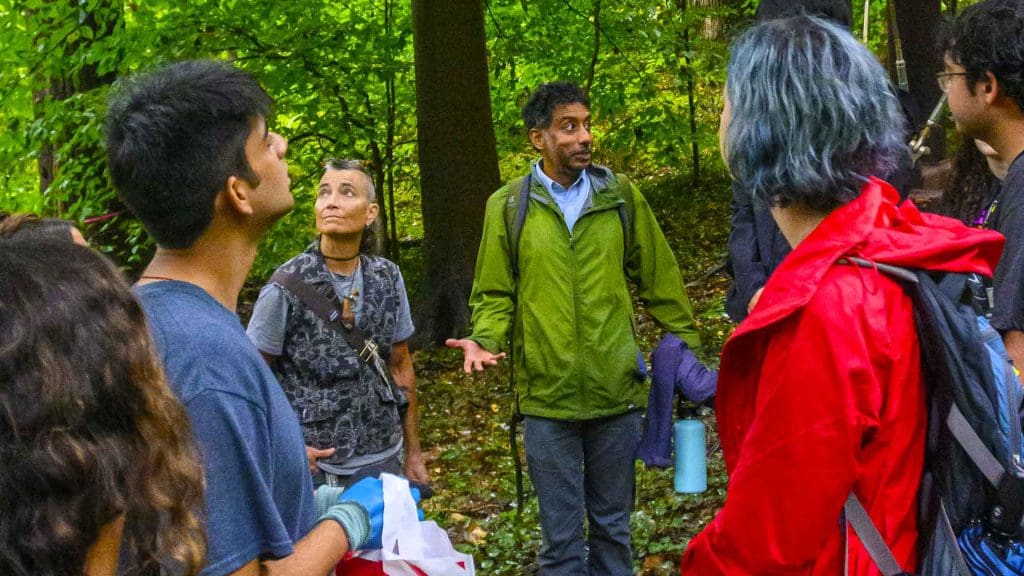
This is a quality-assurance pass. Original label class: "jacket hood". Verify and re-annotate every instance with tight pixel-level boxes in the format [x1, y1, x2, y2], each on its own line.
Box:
[736, 177, 1005, 337]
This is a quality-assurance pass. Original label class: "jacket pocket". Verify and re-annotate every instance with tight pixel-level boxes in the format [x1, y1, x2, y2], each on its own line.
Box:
[293, 385, 355, 459]
[306, 344, 360, 388]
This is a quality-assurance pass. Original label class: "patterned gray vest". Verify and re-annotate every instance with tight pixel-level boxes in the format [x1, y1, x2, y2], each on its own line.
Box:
[271, 242, 403, 464]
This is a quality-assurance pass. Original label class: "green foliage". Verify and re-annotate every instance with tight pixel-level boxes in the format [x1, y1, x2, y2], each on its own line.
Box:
[852, 0, 891, 56]
[0, 1, 122, 230]
[119, 0, 422, 278]
[1, 0, 747, 277]
[485, 0, 743, 182]
[1, 0, 420, 275]
[0, 1, 941, 574]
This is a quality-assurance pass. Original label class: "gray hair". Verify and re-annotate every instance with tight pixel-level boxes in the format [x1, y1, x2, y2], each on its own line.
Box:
[323, 158, 381, 255]
[724, 15, 909, 212]
[324, 158, 376, 203]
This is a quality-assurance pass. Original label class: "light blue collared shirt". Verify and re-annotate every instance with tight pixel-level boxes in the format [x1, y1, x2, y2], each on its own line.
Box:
[531, 160, 591, 232]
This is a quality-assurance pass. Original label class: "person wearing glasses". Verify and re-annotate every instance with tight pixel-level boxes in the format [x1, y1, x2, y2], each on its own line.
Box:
[940, 0, 1024, 372]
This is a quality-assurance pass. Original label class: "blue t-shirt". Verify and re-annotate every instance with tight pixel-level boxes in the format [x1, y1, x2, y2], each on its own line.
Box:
[136, 281, 317, 575]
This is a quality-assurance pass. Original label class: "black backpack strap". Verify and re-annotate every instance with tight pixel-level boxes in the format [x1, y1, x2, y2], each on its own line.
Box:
[270, 270, 347, 331]
[845, 493, 912, 576]
[500, 175, 531, 516]
[948, 404, 1024, 535]
[615, 173, 635, 260]
[505, 175, 532, 280]
[268, 270, 407, 409]
[841, 256, 919, 284]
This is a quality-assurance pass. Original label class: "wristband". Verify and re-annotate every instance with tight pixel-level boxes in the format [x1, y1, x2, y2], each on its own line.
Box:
[319, 501, 370, 551]
[315, 485, 346, 518]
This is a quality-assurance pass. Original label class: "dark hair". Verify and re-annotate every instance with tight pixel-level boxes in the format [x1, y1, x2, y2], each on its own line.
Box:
[941, 0, 1024, 112]
[323, 159, 381, 255]
[104, 59, 273, 249]
[725, 16, 908, 212]
[0, 212, 74, 242]
[755, 0, 852, 27]
[940, 139, 1001, 225]
[0, 241, 205, 575]
[521, 82, 589, 130]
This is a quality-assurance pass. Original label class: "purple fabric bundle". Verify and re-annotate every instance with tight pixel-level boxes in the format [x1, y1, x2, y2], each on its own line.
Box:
[635, 333, 718, 468]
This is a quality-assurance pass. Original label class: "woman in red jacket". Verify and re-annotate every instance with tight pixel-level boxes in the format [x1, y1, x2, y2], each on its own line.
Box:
[680, 15, 1004, 575]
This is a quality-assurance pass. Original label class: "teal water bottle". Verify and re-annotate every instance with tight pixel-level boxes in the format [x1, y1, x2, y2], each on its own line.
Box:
[673, 406, 707, 494]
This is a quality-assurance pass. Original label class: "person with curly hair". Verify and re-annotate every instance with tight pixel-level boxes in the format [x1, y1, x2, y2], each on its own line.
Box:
[0, 240, 206, 576]
[940, 138, 1008, 226]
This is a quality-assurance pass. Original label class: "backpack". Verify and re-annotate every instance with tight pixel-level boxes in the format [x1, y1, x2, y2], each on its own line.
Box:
[842, 257, 1024, 576]
[503, 170, 635, 279]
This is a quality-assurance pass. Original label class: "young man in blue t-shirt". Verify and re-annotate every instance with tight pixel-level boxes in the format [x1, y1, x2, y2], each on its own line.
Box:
[105, 60, 396, 576]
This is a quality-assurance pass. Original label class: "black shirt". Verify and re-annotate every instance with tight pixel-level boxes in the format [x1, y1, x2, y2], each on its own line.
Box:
[989, 152, 1024, 332]
[724, 154, 916, 323]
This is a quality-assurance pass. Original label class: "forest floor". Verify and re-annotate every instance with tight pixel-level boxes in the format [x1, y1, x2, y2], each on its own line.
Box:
[408, 170, 736, 575]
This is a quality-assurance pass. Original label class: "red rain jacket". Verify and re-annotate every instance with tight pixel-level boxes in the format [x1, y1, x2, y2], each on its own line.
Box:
[681, 178, 1004, 575]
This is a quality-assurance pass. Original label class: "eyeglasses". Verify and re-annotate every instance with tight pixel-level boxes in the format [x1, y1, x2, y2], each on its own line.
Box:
[936, 72, 968, 93]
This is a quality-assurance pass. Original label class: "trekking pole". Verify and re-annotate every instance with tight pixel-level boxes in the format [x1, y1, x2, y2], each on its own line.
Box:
[506, 321, 526, 521]
[509, 395, 525, 520]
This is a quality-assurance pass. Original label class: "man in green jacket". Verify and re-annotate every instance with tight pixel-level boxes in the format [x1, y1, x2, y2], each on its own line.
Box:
[447, 82, 700, 575]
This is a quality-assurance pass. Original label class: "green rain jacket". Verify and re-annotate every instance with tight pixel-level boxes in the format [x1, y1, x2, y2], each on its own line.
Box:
[468, 163, 701, 420]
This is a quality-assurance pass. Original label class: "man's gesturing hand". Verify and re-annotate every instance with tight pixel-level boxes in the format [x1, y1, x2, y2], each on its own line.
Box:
[444, 338, 507, 373]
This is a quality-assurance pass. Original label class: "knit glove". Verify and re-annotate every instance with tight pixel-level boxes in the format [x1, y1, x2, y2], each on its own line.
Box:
[315, 477, 383, 551]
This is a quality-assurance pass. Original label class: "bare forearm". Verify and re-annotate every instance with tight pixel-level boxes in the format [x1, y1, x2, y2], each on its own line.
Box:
[389, 343, 420, 452]
[260, 520, 349, 576]
[388, 342, 428, 483]
[394, 363, 421, 454]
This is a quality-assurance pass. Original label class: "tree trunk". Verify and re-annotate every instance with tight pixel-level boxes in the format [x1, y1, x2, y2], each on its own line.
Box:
[692, 0, 723, 39]
[585, 0, 601, 94]
[368, 141, 392, 258]
[890, 0, 945, 161]
[411, 0, 501, 345]
[677, 0, 700, 184]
